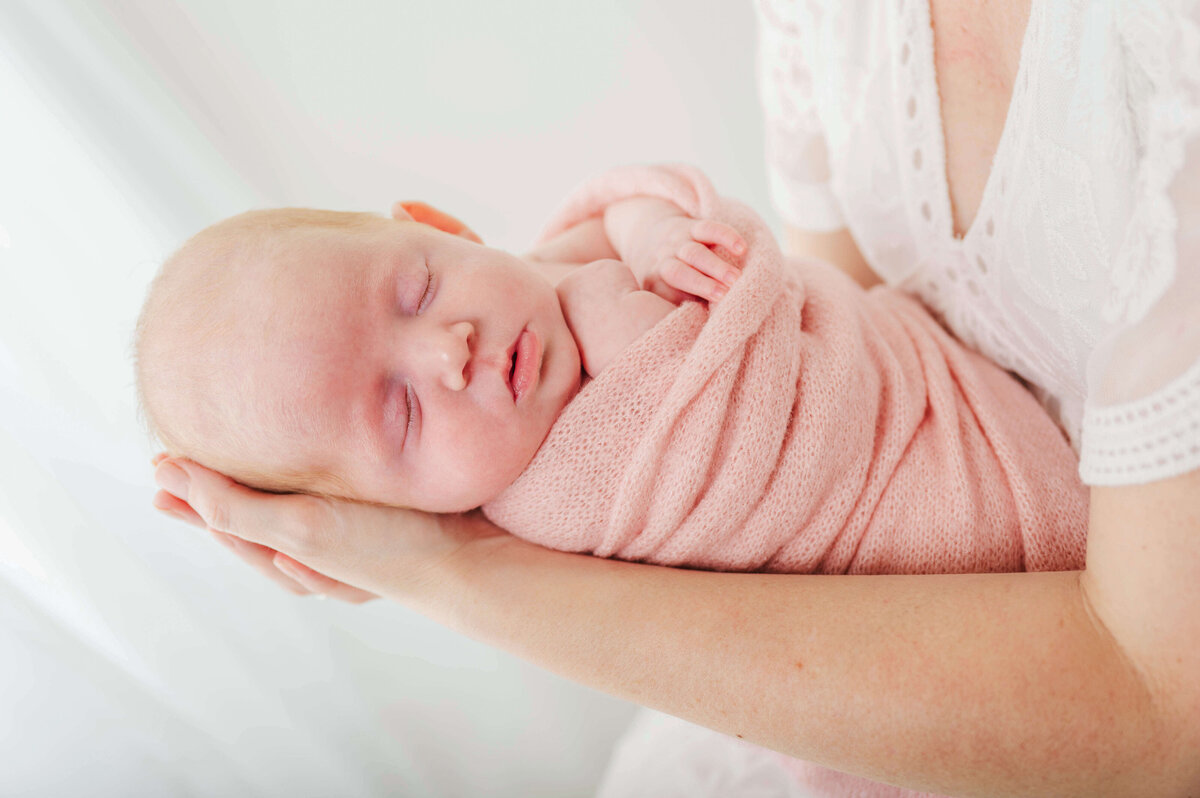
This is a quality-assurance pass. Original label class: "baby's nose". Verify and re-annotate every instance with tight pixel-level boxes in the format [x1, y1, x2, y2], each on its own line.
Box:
[435, 321, 474, 391]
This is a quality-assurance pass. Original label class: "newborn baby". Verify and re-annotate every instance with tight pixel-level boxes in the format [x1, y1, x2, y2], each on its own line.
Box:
[135, 190, 734, 512]
[137, 163, 1087, 578]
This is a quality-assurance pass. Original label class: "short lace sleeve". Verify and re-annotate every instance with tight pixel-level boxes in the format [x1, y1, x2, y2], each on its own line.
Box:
[1080, 3, 1200, 485]
[755, 0, 845, 232]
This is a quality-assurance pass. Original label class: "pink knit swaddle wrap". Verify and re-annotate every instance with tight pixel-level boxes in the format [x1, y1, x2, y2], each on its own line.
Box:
[482, 164, 1088, 797]
[483, 163, 1085, 575]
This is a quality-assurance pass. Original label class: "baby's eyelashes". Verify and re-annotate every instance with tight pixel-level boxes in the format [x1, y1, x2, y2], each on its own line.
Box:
[416, 269, 437, 313]
[398, 263, 436, 315]
[404, 381, 420, 444]
[383, 379, 415, 448]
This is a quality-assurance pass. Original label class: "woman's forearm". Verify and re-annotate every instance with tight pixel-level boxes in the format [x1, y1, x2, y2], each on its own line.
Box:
[416, 524, 1181, 797]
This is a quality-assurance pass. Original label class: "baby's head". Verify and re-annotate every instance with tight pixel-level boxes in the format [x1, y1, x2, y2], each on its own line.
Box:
[136, 205, 581, 512]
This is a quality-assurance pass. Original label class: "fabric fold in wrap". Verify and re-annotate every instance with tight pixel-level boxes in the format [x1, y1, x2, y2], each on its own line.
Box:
[485, 162, 1089, 798]
[484, 163, 1087, 577]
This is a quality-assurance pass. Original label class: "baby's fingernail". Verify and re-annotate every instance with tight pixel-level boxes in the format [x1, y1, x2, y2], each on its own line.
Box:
[724, 270, 739, 285]
[155, 462, 189, 501]
[711, 284, 728, 301]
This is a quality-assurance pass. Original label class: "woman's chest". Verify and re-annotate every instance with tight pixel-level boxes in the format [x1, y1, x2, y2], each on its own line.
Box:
[813, 1, 1141, 445]
[928, 0, 1029, 238]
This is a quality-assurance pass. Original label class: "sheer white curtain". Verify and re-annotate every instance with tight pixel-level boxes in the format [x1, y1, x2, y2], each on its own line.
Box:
[0, 2, 769, 794]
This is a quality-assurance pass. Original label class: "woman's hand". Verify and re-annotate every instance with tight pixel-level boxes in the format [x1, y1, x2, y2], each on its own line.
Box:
[151, 455, 507, 604]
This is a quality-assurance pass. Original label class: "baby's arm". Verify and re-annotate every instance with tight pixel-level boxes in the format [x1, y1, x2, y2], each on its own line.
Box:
[556, 259, 675, 377]
[523, 198, 746, 305]
[523, 217, 618, 268]
[603, 197, 746, 304]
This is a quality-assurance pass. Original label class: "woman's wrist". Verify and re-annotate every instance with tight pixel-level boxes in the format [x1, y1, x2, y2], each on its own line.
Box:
[389, 512, 518, 620]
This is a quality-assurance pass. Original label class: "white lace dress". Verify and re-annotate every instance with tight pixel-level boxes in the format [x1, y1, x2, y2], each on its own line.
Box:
[599, 0, 1200, 795]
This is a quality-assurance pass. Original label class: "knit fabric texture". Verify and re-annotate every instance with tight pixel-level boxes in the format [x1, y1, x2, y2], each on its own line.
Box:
[483, 163, 1086, 577]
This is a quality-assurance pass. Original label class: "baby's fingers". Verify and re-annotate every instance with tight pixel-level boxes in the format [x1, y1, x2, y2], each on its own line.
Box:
[678, 239, 741, 287]
[659, 256, 730, 303]
[690, 220, 746, 258]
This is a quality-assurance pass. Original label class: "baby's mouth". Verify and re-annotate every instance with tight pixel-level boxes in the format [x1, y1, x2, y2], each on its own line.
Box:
[507, 327, 540, 403]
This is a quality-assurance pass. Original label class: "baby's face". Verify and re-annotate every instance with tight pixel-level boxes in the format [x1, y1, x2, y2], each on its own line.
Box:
[221, 220, 581, 511]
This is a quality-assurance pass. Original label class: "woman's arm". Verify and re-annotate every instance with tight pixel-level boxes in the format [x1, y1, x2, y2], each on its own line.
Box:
[432, 475, 1199, 797]
[783, 224, 881, 289]
[156, 459, 1200, 796]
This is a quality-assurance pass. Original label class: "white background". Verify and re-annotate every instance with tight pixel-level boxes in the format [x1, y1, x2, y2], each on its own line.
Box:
[0, 2, 775, 795]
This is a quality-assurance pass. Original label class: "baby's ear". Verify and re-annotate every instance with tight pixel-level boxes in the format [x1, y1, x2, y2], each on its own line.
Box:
[391, 201, 483, 244]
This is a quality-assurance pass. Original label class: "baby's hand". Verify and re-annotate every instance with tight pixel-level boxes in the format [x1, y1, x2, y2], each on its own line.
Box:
[640, 217, 747, 305]
[557, 259, 676, 377]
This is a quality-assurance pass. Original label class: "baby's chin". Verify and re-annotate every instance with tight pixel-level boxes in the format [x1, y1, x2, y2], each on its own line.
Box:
[380, 455, 542, 514]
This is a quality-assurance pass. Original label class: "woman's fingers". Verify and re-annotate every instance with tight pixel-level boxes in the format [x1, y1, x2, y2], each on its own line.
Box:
[217, 531, 377, 602]
[152, 489, 206, 528]
[154, 458, 324, 552]
[209, 529, 311, 596]
[273, 553, 378, 604]
[153, 458, 378, 602]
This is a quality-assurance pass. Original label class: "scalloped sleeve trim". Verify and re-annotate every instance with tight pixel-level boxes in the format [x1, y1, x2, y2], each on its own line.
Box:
[1080, 355, 1200, 485]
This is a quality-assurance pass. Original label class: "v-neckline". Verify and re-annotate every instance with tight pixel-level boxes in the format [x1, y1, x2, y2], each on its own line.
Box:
[916, 0, 1037, 243]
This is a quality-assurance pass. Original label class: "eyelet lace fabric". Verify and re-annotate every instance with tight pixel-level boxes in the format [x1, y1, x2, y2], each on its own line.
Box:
[758, 0, 1200, 487]
[597, 4, 1200, 796]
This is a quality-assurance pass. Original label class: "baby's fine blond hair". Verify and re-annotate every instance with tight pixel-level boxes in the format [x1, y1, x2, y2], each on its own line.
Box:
[134, 207, 387, 495]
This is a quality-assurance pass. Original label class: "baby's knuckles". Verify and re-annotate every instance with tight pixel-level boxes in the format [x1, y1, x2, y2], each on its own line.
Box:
[659, 257, 692, 287]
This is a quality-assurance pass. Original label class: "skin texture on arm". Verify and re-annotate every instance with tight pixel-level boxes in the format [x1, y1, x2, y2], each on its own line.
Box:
[784, 224, 881, 290]
[419, 473, 1200, 796]
[154, 459, 1200, 795]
